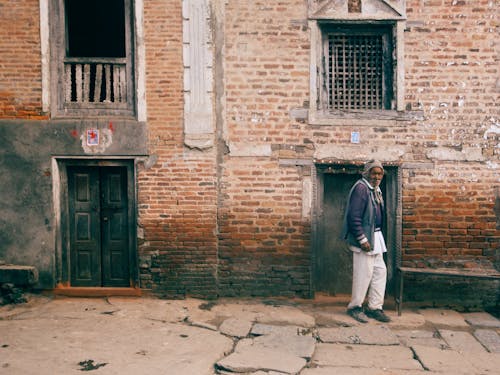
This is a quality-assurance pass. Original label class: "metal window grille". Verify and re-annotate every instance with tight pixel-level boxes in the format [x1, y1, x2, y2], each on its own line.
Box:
[328, 34, 384, 110]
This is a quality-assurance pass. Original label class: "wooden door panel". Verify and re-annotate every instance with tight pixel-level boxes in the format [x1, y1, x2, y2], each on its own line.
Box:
[323, 174, 357, 294]
[68, 167, 101, 286]
[315, 173, 357, 295]
[101, 167, 129, 286]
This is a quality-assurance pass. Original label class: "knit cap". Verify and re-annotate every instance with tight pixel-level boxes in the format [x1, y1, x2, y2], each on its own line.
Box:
[362, 159, 384, 179]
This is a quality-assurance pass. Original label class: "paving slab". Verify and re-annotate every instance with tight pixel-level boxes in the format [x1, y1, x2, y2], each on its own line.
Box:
[172, 298, 221, 326]
[438, 329, 487, 353]
[212, 301, 316, 328]
[2, 295, 498, 375]
[107, 296, 190, 322]
[254, 305, 316, 328]
[411, 344, 477, 374]
[219, 317, 253, 338]
[463, 312, 500, 328]
[312, 343, 422, 370]
[236, 333, 316, 359]
[385, 310, 426, 329]
[313, 310, 357, 327]
[318, 325, 400, 345]
[473, 329, 500, 353]
[215, 345, 307, 374]
[4, 297, 115, 320]
[1, 315, 233, 375]
[461, 350, 500, 373]
[414, 344, 500, 374]
[251, 323, 308, 337]
[302, 367, 428, 375]
[218, 371, 286, 375]
[395, 329, 449, 349]
[418, 309, 469, 328]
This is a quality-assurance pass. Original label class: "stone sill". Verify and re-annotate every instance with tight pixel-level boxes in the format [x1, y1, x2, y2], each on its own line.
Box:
[308, 110, 424, 126]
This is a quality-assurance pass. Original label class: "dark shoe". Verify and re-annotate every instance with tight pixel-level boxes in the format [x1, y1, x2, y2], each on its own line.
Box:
[347, 307, 369, 323]
[365, 309, 391, 322]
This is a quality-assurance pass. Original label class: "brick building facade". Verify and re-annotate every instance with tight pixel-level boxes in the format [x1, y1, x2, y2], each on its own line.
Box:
[0, 0, 498, 307]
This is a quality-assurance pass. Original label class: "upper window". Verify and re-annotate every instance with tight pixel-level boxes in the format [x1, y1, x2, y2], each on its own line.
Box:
[50, 0, 135, 117]
[66, 0, 126, 58]
[307, 0, 406, 124]
[322, 25, 393, 111]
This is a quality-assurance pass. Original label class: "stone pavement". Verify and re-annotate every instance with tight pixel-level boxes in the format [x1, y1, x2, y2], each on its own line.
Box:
[1, 295, 499, 374]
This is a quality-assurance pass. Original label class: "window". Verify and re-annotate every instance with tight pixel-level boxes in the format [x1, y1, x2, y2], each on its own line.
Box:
[323, 25, 393, 110]
[307, 0, 406, 124]
[66, 0, 126, 59]
[50, 0, 136, 117]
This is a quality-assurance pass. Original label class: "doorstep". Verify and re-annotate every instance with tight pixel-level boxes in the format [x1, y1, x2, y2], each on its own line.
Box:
[53, 286, 142, 297]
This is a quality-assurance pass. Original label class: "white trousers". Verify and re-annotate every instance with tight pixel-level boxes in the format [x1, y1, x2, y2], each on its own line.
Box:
[347, 251, 387, 310]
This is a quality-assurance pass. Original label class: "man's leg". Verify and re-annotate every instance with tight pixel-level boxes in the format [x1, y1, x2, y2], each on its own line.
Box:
[367, 253, 387, 310]
[348, 251, 374, 309]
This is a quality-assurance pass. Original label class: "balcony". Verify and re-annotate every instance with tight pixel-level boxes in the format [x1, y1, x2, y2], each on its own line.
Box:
[63, 57, 128, 110]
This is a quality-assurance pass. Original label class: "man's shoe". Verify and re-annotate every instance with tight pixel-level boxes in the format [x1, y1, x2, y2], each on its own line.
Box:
[347, 307, 369, 323]
[365, 309, 391, 322]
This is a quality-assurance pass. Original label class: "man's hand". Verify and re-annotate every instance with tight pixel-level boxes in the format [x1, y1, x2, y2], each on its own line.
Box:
[360, 242, 371, 252]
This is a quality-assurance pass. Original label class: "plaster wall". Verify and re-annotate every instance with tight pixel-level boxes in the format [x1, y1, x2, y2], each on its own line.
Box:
[0, 120, 147, 288]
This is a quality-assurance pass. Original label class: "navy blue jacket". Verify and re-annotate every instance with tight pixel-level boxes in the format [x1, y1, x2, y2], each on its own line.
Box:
[341, 178, 384, 248]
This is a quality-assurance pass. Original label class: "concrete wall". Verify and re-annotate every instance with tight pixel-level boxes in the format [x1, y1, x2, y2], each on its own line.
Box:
[0, 120, 147, 288]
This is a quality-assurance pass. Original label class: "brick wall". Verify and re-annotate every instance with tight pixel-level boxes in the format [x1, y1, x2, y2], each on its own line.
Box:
[219, 0, 312, 297]
[72, 0, 500, 305]
[219, 0, 499, 299]
[218, 158, 311, 297]
[0, 0, 46, 119]
[402, 163, 499, 267]
[139, 0, 218, 298]
[402, 0, 499, 268]
[0, 0, 498, 303]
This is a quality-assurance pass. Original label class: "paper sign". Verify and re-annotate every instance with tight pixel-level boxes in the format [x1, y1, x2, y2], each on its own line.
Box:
[87, 129, 99, 146]
[351, 131, 360, 144]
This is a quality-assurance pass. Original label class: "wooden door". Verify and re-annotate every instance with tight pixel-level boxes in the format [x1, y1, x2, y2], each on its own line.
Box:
[314, 166, 399, 297]
[315, 173, 358, 295]
[315, 170, 393, 296]
[68, 166, 130, 287]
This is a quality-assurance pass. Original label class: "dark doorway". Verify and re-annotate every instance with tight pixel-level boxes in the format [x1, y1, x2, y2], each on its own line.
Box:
[313, 164, 400, 296]
[62, 162, 136, 287]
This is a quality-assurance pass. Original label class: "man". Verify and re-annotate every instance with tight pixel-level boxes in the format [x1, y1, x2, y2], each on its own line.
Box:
[341, 160, 391, 323]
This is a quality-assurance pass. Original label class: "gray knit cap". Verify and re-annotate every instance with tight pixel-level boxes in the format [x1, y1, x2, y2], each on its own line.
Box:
[362, 159, 384, 179]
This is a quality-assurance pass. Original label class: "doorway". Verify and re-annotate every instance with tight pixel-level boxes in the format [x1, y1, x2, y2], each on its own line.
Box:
[313, 164, 400, 296]
[59, 160, 137, 288]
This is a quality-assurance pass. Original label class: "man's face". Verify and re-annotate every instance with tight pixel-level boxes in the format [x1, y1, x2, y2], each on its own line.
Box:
[368, 167, 384, 187]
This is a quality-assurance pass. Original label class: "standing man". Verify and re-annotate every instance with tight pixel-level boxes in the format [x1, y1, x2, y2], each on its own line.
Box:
[342, 160, 391, 323]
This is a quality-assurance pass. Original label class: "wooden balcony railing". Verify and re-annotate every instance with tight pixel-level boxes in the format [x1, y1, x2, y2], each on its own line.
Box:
[64, 58, 127, 105]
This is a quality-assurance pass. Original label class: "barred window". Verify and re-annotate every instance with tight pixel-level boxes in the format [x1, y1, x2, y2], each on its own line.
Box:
[323, 25, 394, 111]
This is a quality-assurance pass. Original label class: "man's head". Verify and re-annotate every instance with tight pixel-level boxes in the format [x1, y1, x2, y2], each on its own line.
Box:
[362, 160, 384, 187]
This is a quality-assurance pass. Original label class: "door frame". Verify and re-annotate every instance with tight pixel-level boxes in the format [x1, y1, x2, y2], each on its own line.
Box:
[311, 162, 402, 296]
[54, 158, 138, 288]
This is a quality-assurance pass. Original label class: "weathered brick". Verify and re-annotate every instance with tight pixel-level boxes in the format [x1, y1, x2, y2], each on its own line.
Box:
[1, 0, 498, 303]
